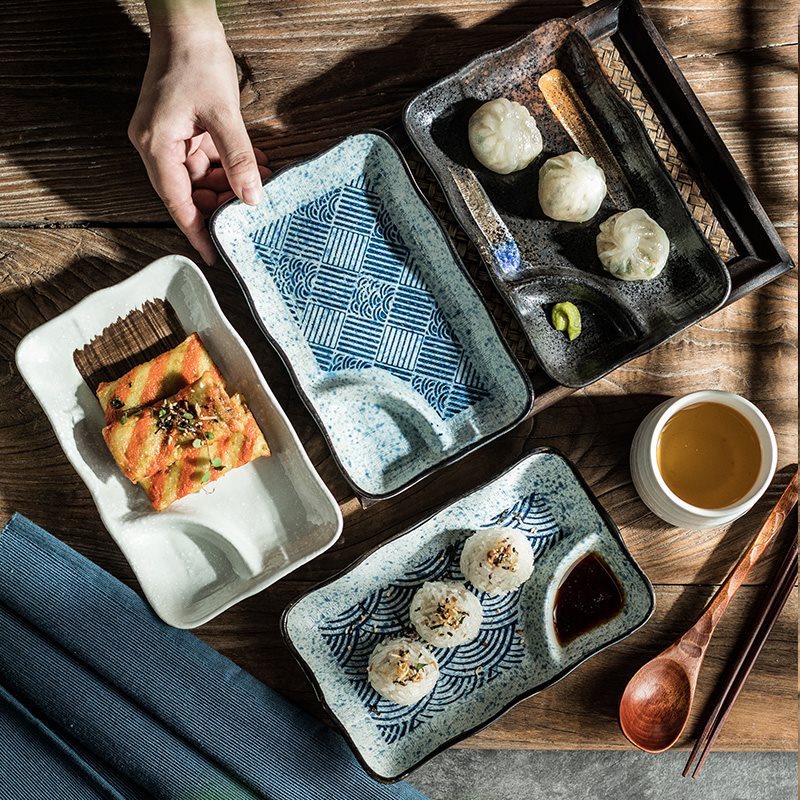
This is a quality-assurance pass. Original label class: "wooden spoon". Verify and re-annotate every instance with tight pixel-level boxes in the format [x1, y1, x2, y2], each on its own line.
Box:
[619, 472, 798, 753]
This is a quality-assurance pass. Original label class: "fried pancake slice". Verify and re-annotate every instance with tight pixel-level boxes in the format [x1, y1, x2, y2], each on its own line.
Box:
[139, 405, 270, 511]
[102, 370, 244, 484]
[96, 333, 220, 423]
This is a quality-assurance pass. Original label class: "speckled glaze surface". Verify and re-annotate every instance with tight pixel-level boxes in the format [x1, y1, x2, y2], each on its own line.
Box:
[283, 448, 655, 781]
[403, 19, 731, 388]
[14, 256, 343, 629]
[211, 132, 532, 498]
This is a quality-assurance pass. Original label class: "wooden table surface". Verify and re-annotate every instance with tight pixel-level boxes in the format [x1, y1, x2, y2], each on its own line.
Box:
[0, 0, 796, 753]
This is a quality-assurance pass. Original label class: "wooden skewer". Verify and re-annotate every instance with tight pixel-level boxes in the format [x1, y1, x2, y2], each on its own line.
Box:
[683, 496, 798, 778]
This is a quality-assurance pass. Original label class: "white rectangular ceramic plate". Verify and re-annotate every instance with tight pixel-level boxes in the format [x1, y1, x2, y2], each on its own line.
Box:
[16, 255, 343, 628]
[283, 448, 655, 781]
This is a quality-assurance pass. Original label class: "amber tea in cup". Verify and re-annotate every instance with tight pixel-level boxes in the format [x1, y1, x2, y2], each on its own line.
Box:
[656, 402, 762, 509]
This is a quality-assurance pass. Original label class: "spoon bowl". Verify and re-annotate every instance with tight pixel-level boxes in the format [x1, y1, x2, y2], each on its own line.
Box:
[620, 656, 694, 752]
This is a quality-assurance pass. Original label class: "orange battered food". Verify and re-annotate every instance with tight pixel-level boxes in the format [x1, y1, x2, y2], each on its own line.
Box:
[96, 333, 270, 510]
[97, 333, 220, 423]
[102, 371, 246, 483]
[139, 412, 270, 511]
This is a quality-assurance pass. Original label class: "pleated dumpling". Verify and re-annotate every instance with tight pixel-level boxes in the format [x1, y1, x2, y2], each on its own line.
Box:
[537, 151, 607, 223]
[468, 98, 543, 174]
[596, 208, 670, 281]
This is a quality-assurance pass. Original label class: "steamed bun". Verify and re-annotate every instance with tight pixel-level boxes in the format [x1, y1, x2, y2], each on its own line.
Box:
[468, 98, 543, 175]
[537, 151, 606, 223]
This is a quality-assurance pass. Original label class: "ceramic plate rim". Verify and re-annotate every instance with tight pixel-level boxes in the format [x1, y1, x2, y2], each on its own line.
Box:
[401, 20, 732, 389]
[281, 446, 656, 781]
[209, 129, 535, 501]
[15, 255, 344, 627]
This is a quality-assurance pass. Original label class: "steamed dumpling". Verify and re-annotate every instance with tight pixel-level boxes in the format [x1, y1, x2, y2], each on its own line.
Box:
[596, 208, 669, 281]
[538, 151, 606, 222]
[468, 98, 543, 174]
[460, 528, 535, 596]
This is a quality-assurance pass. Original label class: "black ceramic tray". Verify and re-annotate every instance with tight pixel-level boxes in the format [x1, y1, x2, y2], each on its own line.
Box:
[402, 0, 793, 389]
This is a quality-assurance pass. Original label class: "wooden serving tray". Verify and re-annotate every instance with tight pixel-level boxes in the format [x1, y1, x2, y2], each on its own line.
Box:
[387, 0, 794, 415]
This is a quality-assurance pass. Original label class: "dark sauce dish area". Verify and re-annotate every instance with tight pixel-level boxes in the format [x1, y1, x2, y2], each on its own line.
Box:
[553, 552, 625, 646]
[404, 15, 734, 388]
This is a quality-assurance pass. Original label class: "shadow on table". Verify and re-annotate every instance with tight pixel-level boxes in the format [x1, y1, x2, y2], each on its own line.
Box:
[0, 0, 583, 222]
[0, 0, 153, 219]
[0, 0, 584, 584]
[272, 2, 583, 145]
[0, 0, 795, 735]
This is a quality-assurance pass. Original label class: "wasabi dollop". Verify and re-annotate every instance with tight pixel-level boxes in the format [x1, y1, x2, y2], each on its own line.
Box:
[551, 302, 582, 341]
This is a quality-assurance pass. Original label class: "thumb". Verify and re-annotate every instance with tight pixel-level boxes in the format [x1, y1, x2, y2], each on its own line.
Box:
[206, 112, 263, 206]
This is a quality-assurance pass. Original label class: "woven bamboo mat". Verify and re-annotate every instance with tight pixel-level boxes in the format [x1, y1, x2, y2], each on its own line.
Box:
[73, 298, 185, 393]
[595, 42, 737, 262]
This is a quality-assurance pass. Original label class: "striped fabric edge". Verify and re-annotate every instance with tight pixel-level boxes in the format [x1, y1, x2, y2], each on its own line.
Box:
[0, 683, 127, 800]
[0, 514, 427, 800]
[0, 604, 260, 800]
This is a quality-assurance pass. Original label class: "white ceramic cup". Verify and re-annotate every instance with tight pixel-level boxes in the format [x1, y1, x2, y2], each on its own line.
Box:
[630, 390, 777, 529]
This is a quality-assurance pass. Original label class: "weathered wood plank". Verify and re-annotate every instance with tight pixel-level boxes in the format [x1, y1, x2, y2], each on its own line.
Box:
[0, 0, 796, 752]
[677, 48, 798, 219]
[0, 0, 795, 226]
[457, 584, 798, 751]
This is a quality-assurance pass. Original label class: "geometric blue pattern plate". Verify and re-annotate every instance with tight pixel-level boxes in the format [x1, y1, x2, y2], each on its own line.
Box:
[210, 132, 532, 499]
[282, 448, 655, 781]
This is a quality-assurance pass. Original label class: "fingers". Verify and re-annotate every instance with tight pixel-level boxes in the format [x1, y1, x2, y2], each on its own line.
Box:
[191, 188, 219, 218]
[138, 141, 218, 266]
[191, 169, 268, 219]
[186, 131, 270, 216]
[192, 164, 270, 193]
[130, 117, 268, 267]
[195, 133, 268, 169]
[185, 145, 212, 183]
[190, 187, 235, 216]
[204, 113, 264, 206]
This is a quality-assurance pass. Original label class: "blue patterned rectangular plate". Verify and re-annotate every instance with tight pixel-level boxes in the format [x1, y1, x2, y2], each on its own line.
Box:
[210, 132, 532, 499]
[282, 448, 655, 781]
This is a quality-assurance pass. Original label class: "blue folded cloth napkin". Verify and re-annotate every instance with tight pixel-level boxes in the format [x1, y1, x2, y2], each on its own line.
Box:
[0, 513, 427, 800]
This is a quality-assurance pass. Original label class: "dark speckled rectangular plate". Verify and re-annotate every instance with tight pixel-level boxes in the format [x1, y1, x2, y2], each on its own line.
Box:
[403, 18, 731, 388]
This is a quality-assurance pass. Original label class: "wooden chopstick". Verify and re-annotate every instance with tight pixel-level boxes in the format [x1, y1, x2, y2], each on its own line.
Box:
[683, 498, 798, 778]
[686, 537, 797, 777]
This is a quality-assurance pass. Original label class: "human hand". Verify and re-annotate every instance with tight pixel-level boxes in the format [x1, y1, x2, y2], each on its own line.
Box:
[129, 16, 269, 264]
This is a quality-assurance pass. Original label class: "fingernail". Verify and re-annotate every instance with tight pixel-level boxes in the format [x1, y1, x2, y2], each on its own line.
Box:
[242, 182, 263, 206]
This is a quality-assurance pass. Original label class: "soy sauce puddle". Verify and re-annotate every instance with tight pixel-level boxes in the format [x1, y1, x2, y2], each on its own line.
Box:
[553, 552, 624, 645]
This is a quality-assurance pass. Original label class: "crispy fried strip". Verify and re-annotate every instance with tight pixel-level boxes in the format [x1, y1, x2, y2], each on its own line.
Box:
[102, 371, 241, 483]
[139, 411, 270, 511]
[96, 333, 219, 423]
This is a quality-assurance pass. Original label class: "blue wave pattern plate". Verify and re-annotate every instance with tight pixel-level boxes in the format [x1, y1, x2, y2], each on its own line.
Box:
[211, 133, 532, 498]
[283, 449, 655, 781]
